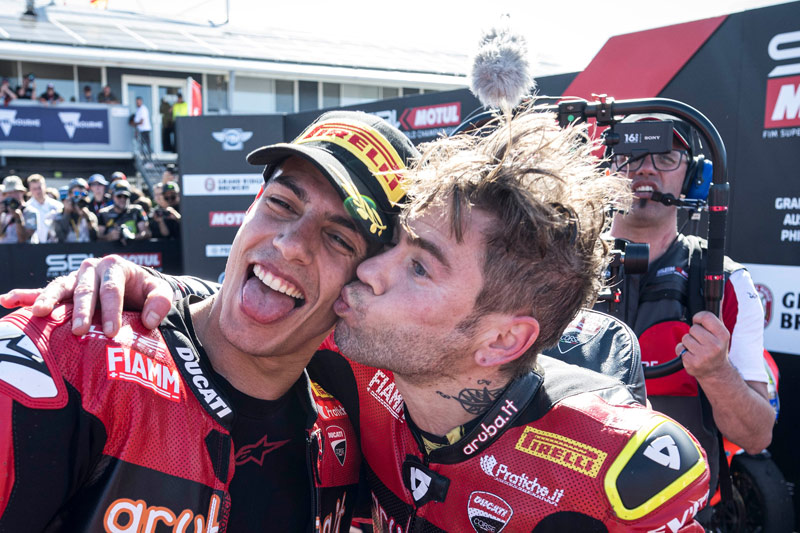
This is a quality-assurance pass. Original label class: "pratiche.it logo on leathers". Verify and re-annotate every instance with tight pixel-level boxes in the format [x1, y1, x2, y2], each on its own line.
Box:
[479, 455, 565, 506]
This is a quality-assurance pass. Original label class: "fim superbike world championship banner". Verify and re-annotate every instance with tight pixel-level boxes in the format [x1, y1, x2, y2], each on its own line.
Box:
[0, 106, 109, 143]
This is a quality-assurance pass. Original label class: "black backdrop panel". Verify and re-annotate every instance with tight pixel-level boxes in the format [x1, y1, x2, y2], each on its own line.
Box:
[176, 114, 284, 281]
[0, 240, 181, 318]
[662, 3, 800, 267]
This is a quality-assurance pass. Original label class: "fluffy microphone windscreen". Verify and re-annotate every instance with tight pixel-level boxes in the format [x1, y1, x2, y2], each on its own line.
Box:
[470, 26, 535, 111]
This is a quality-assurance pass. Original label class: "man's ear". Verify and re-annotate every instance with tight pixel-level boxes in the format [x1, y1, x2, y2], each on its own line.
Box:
[473, 316, 539, 367]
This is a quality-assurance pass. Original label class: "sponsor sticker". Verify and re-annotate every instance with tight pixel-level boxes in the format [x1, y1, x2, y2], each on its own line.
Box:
[326, 425, 347, 466]
[755, 283, 774, 328]
[103, 494, 221, 533]
[479, 455, 564, 506]
[556, 312, 605, 355]
[515, 426, 608, 478]
[106, 345, 180, 401]
[366, 369, 405, 420]
[467, 491, 513, 533]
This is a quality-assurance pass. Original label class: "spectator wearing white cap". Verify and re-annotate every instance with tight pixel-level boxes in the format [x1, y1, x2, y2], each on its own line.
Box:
[26, 174, 62, 243]
[0, 176, 38, 244]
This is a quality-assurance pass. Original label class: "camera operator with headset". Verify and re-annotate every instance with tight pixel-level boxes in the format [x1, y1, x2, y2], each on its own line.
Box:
[97, 180, 150, 243]
[0, 175, 38, 244]
[53, 187, 99, 243]
[601, 114, 774, 520]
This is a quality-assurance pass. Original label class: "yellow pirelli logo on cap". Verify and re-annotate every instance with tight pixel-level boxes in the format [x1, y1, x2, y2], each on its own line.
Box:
[515, 426, 608, 478]
[295, 120, 407, 205]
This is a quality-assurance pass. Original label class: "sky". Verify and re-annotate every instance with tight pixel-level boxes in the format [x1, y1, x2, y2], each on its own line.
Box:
[47, 0, 797, 74]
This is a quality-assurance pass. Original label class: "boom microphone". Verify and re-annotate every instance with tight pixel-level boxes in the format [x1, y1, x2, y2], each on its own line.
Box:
[470, 24, 535, 112]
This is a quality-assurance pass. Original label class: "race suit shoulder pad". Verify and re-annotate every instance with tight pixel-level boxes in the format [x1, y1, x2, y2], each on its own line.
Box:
[0, 309, 68, 409]
[603, 415, 707, 521]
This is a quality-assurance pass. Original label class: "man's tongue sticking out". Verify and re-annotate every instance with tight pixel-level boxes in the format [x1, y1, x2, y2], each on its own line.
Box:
[241, 273, 300, 324]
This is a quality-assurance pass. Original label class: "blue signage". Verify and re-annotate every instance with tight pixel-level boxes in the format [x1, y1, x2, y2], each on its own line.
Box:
[0, 105, 109, 144]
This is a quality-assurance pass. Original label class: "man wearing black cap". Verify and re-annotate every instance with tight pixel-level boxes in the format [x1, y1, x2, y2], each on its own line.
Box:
[97, 181, 150, 242]
[38, 83, 63, 105]
[0, 111, 418, 532]
[604, 114, 774, 508]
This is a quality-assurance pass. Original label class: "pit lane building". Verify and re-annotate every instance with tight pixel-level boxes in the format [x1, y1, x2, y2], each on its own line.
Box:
[0, 0, 468, 178]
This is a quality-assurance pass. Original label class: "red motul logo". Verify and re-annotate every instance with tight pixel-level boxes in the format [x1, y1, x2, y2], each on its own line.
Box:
[209, 211, 246, 227]
[399, 103, 461, 130]
[764, 75, 800, 128]
[117, 253, 162, 268]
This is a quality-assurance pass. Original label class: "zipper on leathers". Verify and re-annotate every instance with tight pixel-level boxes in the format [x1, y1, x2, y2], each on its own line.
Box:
[307, 430, 321, 532]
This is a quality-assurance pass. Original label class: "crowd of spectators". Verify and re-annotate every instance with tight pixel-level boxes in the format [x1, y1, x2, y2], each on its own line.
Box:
[1, 72, 120, 106]
[0, 167, 181, 244]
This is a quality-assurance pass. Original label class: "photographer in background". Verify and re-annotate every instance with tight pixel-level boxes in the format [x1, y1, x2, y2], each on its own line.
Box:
[88, 173, 110, 214]
[26, 174, 62, 243]
[0, 175, 38, 244]
[604, 115, 773, 515]
[53, 191, 98, 243]
[149, 181, 181, 240]
[97, 180, 150, 243]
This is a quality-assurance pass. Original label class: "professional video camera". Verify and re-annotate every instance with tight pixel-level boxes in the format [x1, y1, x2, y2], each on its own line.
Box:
[2, 197, 21, 214]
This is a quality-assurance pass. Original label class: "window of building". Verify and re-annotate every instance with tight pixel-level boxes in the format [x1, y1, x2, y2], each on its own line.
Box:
[382, 87, 399, 100]
[276, 80, 294, 113]
[21, 61, 75, 102]
[77, 66, 101, 103]
[298, 81, 317, 112]
[341, 84, 379, 106]
[323, 83, 340, 109]
[0, 60, 18, 83]
[232, 76, 274, 114]
[207, 74, 228, 114]
[402, 88, 421, 96]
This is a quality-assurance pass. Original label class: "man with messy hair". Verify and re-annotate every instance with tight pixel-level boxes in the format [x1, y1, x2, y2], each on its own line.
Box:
[5, 106, 710, 531]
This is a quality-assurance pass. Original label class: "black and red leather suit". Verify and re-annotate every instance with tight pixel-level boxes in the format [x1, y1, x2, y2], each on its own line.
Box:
[311, 338, 710, 533]
[0, 303, 360, 532]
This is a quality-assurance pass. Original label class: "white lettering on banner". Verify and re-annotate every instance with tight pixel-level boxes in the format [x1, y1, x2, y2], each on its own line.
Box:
[46, 253, 94, 278]
[182, 174, 263, 197]
[776, 197, 800, 210]
[366, 369, 405, 420]
[209, 211, 246, 227]
[0, 109, 41, 136]
[117, 253, 163, 268]
[780, 229, 800, 241]
[768, 30, 800, 78]
[744, 263, 800, 355]
[205, 245, 231, 258]
[771, 83, 800, 121]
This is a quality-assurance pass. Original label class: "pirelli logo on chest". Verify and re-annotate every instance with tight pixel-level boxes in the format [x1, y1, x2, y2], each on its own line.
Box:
[514, 427, 608, 478]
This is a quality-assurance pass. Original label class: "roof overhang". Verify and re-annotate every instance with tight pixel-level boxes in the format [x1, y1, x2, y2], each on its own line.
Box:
[0, 40, 468, 89]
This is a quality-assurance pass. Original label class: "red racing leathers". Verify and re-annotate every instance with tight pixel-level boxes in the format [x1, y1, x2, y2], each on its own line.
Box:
[310, 345, 710, 533]
[0, 304, 359, 533]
